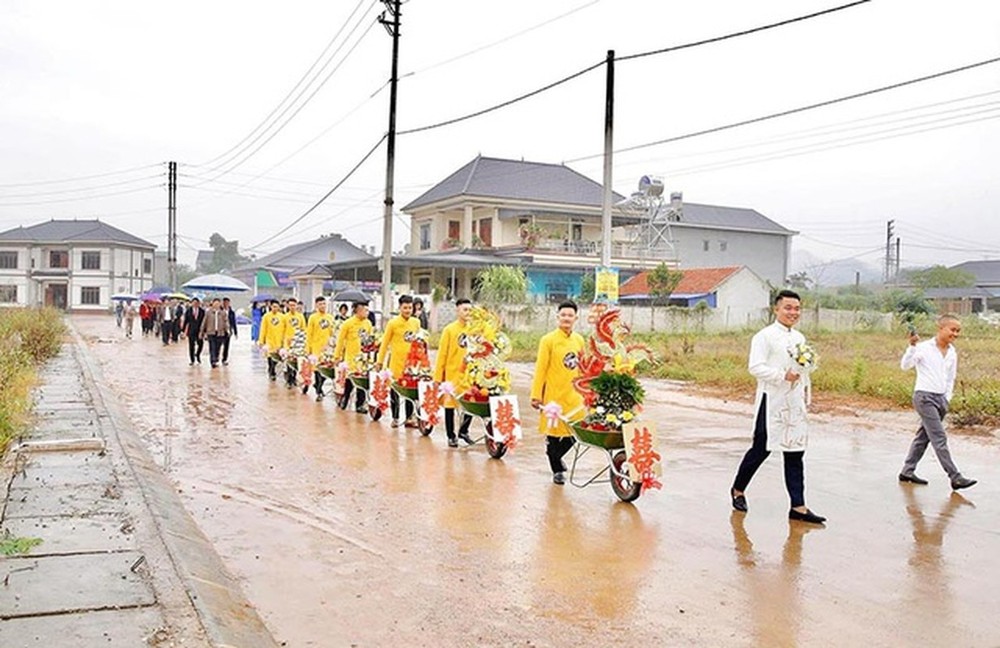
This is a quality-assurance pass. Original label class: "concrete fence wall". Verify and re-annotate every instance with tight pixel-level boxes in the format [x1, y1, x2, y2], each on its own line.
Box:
[428, 302, 894, 335]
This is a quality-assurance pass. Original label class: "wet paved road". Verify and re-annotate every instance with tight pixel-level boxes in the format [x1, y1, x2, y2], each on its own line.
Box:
[76, 315, 1000, 647]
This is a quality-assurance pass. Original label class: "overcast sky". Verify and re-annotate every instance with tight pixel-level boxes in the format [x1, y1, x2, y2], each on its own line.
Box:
[3, 0, 999, 284]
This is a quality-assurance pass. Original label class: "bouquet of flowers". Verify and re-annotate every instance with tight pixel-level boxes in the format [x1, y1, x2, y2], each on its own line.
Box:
[573, 307, 654, 433]
[459, 306, 512, 404]
[352, 329, 382, 376]
[397, 329, 433, 389]
[789, 341, 817, 372]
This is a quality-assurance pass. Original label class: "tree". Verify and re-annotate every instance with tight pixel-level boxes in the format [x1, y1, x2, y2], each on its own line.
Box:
[787, 271, 813, 290]
[205, 233, 249, 273]
[905, 265, 976, 290]
[578, 271, 595, 303]
[646, 263, 683, 332]
[175, 263, 198, 286]
[475, 265, 528, 305]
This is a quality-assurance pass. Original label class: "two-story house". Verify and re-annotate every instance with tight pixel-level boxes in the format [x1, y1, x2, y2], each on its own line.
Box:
[401, 156, 795, 302]
[0, 219, 156, 311]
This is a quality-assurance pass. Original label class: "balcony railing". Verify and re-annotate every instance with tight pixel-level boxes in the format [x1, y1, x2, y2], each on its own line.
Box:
[529, 238, 673, 261]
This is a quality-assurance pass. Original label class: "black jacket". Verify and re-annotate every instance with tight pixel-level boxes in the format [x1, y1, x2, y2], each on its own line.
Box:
[184, 307, 205, 337]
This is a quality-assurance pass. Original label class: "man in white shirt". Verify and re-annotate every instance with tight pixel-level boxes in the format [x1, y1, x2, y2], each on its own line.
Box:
[730, 290, 826, 525]
[898, 314, 976, 490]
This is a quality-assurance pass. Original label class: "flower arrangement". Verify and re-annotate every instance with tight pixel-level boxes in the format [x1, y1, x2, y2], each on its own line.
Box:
[573, 307, 654, 432]
[352, 329, 382, 376]
[518, 223, 546, 250]
[789, 341, 817, 371]
[397, 329, 433, 389]
[459, 306, 512, 403]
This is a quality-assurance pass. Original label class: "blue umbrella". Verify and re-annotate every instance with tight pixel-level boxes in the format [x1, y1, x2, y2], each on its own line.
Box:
[250, 293, 276, 302]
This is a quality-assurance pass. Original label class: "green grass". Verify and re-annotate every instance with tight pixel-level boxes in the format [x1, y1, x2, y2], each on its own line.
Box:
[0, 307, 66, 453]
[498, 320, 1000, 426]
[0, 530, 43, 555]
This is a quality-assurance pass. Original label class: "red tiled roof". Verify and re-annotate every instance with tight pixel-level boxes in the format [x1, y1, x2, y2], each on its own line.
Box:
[619, 266, 743, 296]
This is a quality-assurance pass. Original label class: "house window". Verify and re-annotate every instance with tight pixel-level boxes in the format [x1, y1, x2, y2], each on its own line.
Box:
[49, 250, 69, 268]
[719, 241, 728, 252]
[417, 277, 431, 294]
[81, 251, 101, 270]
[81, 286, 101, 305]
[448, 220, 461, 240]
[518, 217, 530, 227]
[143, 258, 152, 274]
[419, 224, 431, 251]
[571, 223, 583, 241]
[0, 285, 16, 303]
[702, 240, 710, 252]
[0, 251, 17, 269]
[478, 219, 492, 247]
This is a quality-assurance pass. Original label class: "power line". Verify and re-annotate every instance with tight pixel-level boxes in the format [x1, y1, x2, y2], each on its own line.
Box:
[197, 0, 373, 168]
[247, 134, 387, 251]
[0, 163, 162, 188]
[0, 173, 164, 199]
[618, 0, 870, 62]
[194, 6, 380, 184]
[567, 55, 1000, 163]
[0, 183, 164, 207]
[656, 106, 1000, 178]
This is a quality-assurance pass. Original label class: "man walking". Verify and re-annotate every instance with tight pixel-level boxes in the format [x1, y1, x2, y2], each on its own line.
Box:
[433, 298, 474, 447]
[378, 295, 421, 427]
[530, 300, 585, 485]
[183, 298, 205, 365]
[282, 298, 307, 388]
[160, 299, 174, 346]
[202, 298, 230, 368]
[334, 301, 375, 413]
[220, 297, 238, 365]
[898, 314, 976, 490]
[730, 290, 826, 525]
[257, 300, 285, 381]
[306, 296, 336, 401]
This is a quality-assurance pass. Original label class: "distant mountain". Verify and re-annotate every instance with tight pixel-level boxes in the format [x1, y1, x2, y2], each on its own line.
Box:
[790, 248, 882, 287]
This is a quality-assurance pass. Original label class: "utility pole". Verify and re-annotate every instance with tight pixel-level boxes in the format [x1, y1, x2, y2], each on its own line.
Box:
[379, 0, 401, 321]
[884, 219, 895, 284]
[600, 49, 615, 269]
[168, 161, 177, 289]
[895, 237, 901, 279]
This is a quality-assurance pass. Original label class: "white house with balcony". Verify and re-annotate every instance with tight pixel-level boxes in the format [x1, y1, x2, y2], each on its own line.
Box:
[400, 156, 795, 302]
[0, 219, 156, 311]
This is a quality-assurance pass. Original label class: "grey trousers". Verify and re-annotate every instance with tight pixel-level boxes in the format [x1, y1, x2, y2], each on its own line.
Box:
[902, 391, 961, 480]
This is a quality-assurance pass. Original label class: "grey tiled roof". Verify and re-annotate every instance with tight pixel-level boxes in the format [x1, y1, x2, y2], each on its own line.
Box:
[403, 156, 626, 211]
[673, 203, 795, 235]
[238, 234, 372, 271]
[0, 219, 155, 248]
[951, 260, 1000, 285]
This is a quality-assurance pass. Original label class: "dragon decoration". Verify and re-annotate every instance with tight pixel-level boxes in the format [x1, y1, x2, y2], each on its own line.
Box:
[573, 307, 654, 408]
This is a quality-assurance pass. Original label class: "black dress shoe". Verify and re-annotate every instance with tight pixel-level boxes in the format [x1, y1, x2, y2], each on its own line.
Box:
[899, 473, 929, 485]
[447, 437, 459, 448]
[789, 509, 826, 524]
[458, 432, 475, 446]
[951, 476, 977, 490]
[553, 472, 566, 485]
[731, 488, 748, 512]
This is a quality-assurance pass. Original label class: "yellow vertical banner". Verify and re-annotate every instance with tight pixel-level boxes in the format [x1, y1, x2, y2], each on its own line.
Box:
[594, 267, 619, 304]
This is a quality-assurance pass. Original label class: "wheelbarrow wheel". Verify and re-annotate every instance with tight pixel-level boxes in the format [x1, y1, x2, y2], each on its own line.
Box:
[610, 450, 641, 502]
[484, 421, 507, 460]
[368, 405, 383, 422]
[418, 418, 433, 437]
[336, 391, 350, 410]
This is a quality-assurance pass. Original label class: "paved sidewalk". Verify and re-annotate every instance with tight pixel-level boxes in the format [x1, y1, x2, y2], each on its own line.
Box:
[0, 327, 277, 647]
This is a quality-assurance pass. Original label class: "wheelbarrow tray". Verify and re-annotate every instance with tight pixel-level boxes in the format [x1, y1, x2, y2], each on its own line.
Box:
[391, 383, 420, 400]
[457, 398, 491, 419]
[571, 423, 624, 450]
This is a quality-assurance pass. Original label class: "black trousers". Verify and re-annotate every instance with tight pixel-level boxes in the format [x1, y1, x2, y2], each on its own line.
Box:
[187, 335, 203, 363]
[171, 319, 181, 342]
[221, 334, 232, 363]
[546, 435, 576, 474]
[161, 321, 172, 344]
[314, 372, 325, 394]
[343, 380, 366, 409]
[444, 407, 472, 439]
[208, 335, 224, 366]
[267, 357, 277, 378]
[732, 396, 806, 508]
[390, 390, 415, 421]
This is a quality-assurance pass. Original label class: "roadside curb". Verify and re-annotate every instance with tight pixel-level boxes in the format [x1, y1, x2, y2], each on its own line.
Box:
[68, 323, 278, 648]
